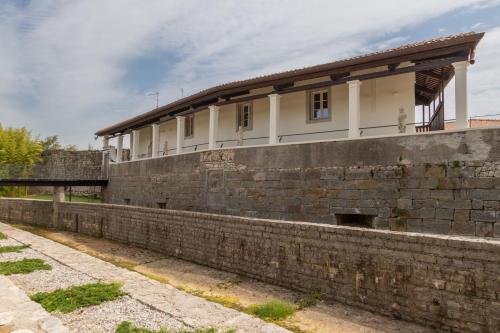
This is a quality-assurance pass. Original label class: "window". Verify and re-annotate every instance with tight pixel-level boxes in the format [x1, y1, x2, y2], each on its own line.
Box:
[185, 114, 194, 138]
[237, 103, 252, 130]
[309, 90, 330, 121]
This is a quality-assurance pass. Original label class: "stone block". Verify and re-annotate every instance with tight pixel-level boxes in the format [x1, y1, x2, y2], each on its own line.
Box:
[430, 190, 454, 200]
[436, 208, 454, 220]
[389, 217, 406, 231]
[451, 221, 476, 236]
[462, 178, 495, 189]
[472, 200, 483, 210]
[475, 222, 494, 237]
[470, 189, 500, 201]
[320, 168, 344, 180]
[406, 218, 422, 232]
[453, 209, 470, 222]
[397, 199, 412, 209]
[420, 219, 451, 235]
[439, 199, 472, 209]
[345, 168, 372, 180]
[424, 165, 446, 179]
[471, 210, 496, 222]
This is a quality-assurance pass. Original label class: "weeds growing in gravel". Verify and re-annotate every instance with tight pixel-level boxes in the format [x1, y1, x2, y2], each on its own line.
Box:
[247, 300, 296, 320]
[0, 231, 7, 239]
[296, 290, 322, 310]
[0, 258, 51, 275]
[115, 321, 236, 333]
[0, 244, 30, 253]
[31, 282, 126, 313]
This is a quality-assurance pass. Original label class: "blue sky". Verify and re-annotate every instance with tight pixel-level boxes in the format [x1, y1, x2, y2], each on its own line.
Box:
[1, 0, 500, 148]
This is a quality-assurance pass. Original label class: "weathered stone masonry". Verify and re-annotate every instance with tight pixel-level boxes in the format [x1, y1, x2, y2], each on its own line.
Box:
[1, 198, 499, 332]
[104, 127, 500, 237]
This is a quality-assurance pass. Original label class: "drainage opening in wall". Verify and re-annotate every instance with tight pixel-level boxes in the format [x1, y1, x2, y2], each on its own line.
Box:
[336, 214, 375, 228]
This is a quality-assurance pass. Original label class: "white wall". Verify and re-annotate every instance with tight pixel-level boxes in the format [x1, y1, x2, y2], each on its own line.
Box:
[129, 71, 416, 157]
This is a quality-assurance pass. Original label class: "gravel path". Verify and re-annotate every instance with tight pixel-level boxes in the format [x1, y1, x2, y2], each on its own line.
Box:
[0, 223, 289, 333]
[55, 296, 185, 333]
[0, 230, 188, 333]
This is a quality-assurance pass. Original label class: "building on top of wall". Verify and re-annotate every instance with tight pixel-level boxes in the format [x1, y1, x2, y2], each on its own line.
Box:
[96, 32, 484, 161]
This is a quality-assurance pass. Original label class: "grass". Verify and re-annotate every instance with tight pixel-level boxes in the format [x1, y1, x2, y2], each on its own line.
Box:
[23, 194, 101, 203]
[31, 282, 126, 313]
[0, 231, 6, 239]
[247, 300, 296, 320]
[0, 258, 51, 275]
[116, 321, 236, 333]
[296, 290, 322, 310]
[0, 244, 30, 253]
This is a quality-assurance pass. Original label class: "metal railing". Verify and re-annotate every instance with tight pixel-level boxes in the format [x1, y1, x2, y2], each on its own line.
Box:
[111, 115, 500, 162]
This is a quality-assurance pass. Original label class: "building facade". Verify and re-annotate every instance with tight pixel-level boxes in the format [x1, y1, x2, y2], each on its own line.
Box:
[97, 32, 484, 161]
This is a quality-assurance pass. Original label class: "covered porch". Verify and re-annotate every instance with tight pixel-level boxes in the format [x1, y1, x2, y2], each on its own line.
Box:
[96, 33, 483, 162]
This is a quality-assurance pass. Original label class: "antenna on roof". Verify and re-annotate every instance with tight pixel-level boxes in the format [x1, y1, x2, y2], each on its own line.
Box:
[147, 92, 159, 108]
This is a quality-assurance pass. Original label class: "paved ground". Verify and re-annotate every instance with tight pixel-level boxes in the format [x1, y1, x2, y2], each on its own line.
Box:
[0, 222, 289, 333]
[0, 275, 69, 333]
[3, 223, 436, 333]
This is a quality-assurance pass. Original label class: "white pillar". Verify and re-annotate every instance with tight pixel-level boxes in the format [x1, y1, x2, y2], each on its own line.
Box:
[131, 130, 140, 160]
[103, 136, 109, 150]
[348, 80, 362, 138]
[268, 93, 281, 144]
[208, 105, 219, 149]
[128, 133, 134, 161]
[453, 61, 469, 129]
[176, 116, 185, 154]
[116, 135, 123, 162]
[151, 123, 160, 157]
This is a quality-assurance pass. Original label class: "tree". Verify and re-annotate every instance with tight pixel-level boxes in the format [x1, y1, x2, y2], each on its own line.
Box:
[0, 125, 44, 196]
[40, 135, 61, 151]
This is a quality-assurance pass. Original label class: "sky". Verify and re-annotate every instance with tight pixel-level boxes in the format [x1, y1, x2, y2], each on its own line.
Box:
[1, 0, 500, 148]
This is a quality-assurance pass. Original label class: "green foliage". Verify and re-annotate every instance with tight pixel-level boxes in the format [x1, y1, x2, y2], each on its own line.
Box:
[247, 300, 296, 320]
[296, 290, 322, 310]
[31, 282, 126, 313]
[0, 231, 6, 239]
[0, 258, 52, 275]
[115, 322, 235, 333]
[0, 125, 44, 196]
[40, 135, 61, 151]
[0, 244, 30, 253]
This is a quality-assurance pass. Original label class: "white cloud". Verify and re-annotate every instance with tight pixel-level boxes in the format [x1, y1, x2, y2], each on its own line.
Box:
[0, 0, 498, 147]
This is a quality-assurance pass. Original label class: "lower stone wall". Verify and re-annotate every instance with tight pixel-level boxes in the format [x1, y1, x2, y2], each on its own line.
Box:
[1, 198, 499, 332]
[104, 128, 500, 238]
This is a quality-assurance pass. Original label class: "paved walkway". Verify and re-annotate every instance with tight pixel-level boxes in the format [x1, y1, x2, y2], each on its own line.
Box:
[0, 275, 69, 333]
[0, 223, 289, 333]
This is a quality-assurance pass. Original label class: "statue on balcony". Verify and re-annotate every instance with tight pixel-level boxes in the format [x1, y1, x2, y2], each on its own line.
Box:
[398, 107, 407, 133]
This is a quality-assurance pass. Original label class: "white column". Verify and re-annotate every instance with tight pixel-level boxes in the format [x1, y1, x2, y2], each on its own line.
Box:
[131, 130, 140, 160]
[453, 61, 469, 129]
[102, 136, 109, 149]
[176, 116, 185, 154]
[268, 93, 281, 144]
[151, 123, 160, 157]
[116, 135, 123, 162]
[102, 135, 110, 166]
[208, 105, 219, 149]
[348, 80, 362, 138]
[128, 133, 134, 161]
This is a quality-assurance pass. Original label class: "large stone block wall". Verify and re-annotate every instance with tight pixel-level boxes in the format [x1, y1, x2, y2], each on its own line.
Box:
[33, 150, 103, 180]
[104, 127, 500, 237]
[0, 198, 499, 332]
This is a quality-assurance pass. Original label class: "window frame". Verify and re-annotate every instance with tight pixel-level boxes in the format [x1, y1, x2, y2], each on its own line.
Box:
[236, 102, 253, 131]
[184, 114, 194, 138]
[306, 89, 332, 123]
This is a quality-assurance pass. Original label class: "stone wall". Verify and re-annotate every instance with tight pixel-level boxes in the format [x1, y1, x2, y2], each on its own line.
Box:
[1, 198, 499, 332]
[104, 127, 500, 237]
[33, 150, 103, 180]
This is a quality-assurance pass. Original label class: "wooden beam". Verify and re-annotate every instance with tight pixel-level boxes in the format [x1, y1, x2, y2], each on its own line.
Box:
[420, 70, 448, 80]
[221, 90, 250, 101]
[388, 63, 400, 71]
[415, 84, 436, 95]
[273, 82, 294, 91]
[330, 72, 350, 80]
